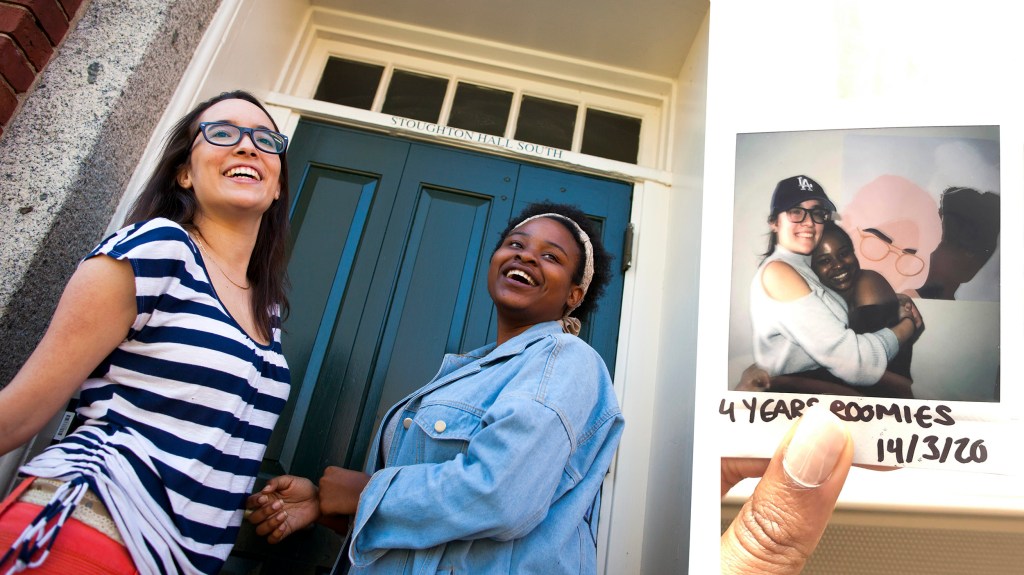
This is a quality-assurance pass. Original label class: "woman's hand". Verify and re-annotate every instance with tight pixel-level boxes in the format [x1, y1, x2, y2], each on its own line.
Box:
[735, 364, 771, 392]
[891, 294, 924, 346]
[896, 294, 924, 332]
[246, 475, 321, 544]
[868, 370, 914, 399]
[721, 405, 853, 574]
[318, 466, 371, 517]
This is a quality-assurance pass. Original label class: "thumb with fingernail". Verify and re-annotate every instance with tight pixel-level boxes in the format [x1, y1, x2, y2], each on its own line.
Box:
[721, 404, 854, 574]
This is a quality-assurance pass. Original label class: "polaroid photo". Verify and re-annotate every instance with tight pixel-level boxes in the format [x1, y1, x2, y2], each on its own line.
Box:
[716, 125, 1013, 473]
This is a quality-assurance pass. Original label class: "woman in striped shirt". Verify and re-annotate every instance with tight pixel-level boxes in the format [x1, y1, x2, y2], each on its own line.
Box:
[0, 90, 291, 574]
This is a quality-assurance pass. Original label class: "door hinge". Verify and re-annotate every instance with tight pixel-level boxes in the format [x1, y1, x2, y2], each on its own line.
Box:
[621, 223, 634, 273]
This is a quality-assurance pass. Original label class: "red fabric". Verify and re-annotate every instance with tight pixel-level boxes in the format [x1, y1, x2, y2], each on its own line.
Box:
[0, 478, 139, 574]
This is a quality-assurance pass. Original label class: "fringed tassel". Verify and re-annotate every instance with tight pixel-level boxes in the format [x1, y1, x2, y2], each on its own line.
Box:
[1, 477, 88, 574]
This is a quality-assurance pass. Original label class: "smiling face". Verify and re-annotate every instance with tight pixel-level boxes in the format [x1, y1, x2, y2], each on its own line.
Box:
[771, 199, 825, 255]
[488, 217, 584, 339]
[812, 226, 860, 294]
[177, 98, 282, 221]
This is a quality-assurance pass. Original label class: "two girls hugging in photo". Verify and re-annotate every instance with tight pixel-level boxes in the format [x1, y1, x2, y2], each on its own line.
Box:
[737, 175, 924, 399]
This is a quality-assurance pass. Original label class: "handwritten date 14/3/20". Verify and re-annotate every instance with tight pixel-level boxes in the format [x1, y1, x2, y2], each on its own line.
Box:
[877, 435, 987, 464]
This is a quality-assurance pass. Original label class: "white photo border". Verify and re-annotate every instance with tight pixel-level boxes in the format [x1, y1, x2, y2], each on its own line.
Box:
[694, 93, 1023, 510]
[720, 125, 1008, 473]
[691, 3, 1024, 574]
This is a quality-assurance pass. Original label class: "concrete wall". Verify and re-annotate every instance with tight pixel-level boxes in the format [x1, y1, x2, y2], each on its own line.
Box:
[0, 0, 221, 492]
[0, 0, 221, 386]
[0, 0, 87, 134]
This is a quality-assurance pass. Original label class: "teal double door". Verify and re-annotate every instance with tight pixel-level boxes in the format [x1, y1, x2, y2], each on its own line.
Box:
[237, 119, 631, 572]
[268, 120, 632, 479]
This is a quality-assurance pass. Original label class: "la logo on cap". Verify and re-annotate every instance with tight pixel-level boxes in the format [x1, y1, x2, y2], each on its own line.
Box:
[797, 176, 814, 192]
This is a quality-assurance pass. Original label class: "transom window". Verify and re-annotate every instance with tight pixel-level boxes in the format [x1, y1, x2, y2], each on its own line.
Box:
[314, 56, 643, 164]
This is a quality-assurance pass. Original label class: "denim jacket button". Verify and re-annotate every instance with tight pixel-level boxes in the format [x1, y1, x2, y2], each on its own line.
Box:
[433, 420, 447, 433]
[403, 417, 413, 429]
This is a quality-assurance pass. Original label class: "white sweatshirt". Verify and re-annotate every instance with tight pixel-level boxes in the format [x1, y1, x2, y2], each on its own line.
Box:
[749, 246, 898, 386]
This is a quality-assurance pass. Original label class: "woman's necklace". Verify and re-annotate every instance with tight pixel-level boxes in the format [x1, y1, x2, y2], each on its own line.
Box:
[192, 231, 251, 290]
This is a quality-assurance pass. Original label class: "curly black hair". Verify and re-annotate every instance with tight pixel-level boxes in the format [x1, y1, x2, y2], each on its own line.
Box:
[495, 201, 613, 319]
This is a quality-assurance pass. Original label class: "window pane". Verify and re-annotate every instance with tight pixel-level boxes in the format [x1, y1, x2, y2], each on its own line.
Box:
[314, 57, 384, 110]
[581, 109, 641, 163]
[515, 95, 577, 149]
[447, 82, 513, 136]
[381, 69, 448, 123]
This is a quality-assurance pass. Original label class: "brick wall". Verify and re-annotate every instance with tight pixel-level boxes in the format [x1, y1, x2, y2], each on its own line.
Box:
[0, 0, 84, 136]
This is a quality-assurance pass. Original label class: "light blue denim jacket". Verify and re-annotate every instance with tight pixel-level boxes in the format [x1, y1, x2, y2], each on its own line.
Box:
[347, 321, 624, 575]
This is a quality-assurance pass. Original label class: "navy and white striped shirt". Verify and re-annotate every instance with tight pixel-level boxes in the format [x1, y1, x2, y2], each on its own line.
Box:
[20, 218, 290, 574]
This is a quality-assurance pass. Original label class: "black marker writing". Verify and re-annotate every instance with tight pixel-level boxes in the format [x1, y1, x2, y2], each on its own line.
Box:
[719, 399, 736, 423]
[877, 435, 987, 464]
[829, 400, 955, 428]
[722, 397, 957, 430]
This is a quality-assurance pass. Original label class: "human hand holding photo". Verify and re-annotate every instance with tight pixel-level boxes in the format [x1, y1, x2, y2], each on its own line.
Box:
[721, 405, 853, 574]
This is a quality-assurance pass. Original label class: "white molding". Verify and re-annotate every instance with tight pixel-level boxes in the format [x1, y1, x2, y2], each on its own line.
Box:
[277, 7, 674, 170]
[600, 180, 674, 574]
[265, 92, 673, 186]
[304, 8, 675, 100]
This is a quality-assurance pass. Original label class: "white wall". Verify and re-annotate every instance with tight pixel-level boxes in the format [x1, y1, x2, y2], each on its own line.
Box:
[636, 11, 709, 575]
[693, 0, 1023, 571]
[191, 0, 309, 101]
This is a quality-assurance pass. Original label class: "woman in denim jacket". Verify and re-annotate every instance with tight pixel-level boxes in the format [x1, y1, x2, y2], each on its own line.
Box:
[247, 202, 624, 574]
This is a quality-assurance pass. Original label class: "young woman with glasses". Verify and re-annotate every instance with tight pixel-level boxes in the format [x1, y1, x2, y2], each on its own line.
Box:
[0, 90, 291, 574]
[739, 175, 923, 396]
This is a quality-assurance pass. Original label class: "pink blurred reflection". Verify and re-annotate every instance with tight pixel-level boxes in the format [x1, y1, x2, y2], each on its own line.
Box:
[838, 175, 942, 294]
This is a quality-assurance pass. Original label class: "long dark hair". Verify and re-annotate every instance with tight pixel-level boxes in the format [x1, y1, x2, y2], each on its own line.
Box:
[495, 201, 612, 319]
[126, 90, 290, 341]
[760, 214, 780, 264]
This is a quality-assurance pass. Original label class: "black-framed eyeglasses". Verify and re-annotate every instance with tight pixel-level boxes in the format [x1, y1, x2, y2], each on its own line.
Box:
[783, 206, 831, 224]
[857, 227, 924, 276]
[195, 122, 288, 154]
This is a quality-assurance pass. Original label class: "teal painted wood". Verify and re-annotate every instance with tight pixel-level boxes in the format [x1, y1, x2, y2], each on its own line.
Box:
[274, 121, 632, 480]
[277, 167, 376, 471]
[271, 121, 412, 479]
[340, 144, 519, 470]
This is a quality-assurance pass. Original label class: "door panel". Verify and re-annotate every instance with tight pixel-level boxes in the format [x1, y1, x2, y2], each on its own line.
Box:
[353, 184, 509, 469]
[267, 166, 378, 469]
[323, 144, 518, 471]
[279, 126, 632, 480]
[270, 123, 413, 479]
